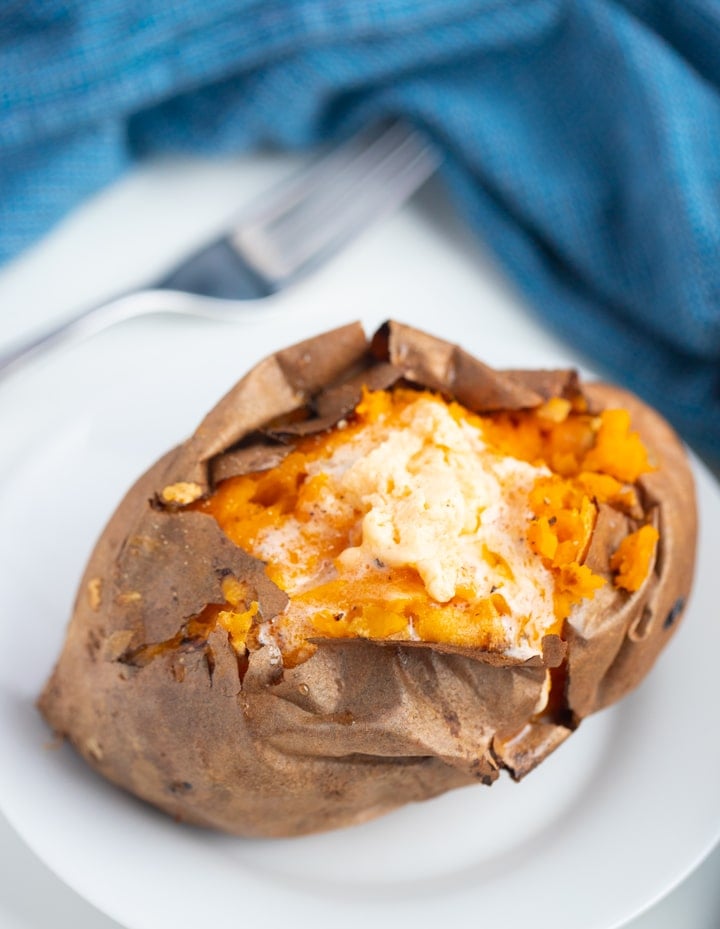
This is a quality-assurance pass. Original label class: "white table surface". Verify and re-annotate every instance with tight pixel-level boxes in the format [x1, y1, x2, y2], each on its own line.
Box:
[0, 152, 717, 929]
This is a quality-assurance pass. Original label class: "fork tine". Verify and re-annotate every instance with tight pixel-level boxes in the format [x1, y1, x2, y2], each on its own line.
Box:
[233, 121, 440, 284]
[269, 134, 439, 278]
[261, 124, 429, 242]
[235, 120, 414, 229]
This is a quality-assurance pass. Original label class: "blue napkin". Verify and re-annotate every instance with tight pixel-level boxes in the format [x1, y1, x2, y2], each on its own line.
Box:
[2, 0, 719, 463]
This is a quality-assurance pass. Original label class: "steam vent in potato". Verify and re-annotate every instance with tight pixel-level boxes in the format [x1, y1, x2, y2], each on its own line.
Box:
[39, 321, 697, 837]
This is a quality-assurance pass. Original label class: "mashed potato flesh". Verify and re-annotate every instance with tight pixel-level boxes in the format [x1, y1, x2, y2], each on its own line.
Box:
[201, 391, 551, 662]
[199, 386, 655, 666]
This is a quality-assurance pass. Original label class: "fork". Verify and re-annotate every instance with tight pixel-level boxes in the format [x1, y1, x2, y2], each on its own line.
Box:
[0, 119, 440, 378]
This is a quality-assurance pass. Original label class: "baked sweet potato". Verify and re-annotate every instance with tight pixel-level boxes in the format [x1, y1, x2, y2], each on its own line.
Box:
[39, 321, 697, 837]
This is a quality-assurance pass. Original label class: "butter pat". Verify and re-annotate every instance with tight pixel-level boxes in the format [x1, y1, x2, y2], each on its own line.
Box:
[337, 397, 553, 626]
[339, 398, 497, 601]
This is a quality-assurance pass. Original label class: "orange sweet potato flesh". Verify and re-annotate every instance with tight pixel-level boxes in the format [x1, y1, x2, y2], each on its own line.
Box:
[38, 321, 697, 836]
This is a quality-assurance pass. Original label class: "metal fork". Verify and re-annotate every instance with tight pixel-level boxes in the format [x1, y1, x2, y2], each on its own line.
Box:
[0, 120, 440, 378]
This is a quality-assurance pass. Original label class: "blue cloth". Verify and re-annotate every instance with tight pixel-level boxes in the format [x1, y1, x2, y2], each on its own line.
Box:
[2, 1, 719, 463]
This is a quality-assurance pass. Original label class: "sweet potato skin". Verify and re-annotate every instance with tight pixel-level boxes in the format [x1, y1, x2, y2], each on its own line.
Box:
[38, 322, 697, 836]
[563, 384, 697, 718]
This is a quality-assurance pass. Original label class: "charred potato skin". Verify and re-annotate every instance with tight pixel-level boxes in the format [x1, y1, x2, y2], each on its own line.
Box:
[38, 322, 697, 836]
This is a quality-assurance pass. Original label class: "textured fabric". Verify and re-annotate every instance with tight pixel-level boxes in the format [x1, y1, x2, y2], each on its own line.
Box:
[2, 0, 719, 461]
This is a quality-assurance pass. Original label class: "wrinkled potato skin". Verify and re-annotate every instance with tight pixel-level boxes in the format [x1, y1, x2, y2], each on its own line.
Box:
[565, 384, 697, 717]
[39, 323, 697, 836]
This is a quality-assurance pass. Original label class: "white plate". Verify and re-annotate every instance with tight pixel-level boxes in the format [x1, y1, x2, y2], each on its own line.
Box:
[0, 180, 718, 929]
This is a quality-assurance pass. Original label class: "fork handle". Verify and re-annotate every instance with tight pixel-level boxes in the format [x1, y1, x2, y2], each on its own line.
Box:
[0, 297, 128, 378]
[0, 291, 165, 379]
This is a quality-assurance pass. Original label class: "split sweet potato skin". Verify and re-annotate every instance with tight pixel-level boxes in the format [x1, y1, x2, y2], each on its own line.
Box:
[38, 322, 697, 837]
